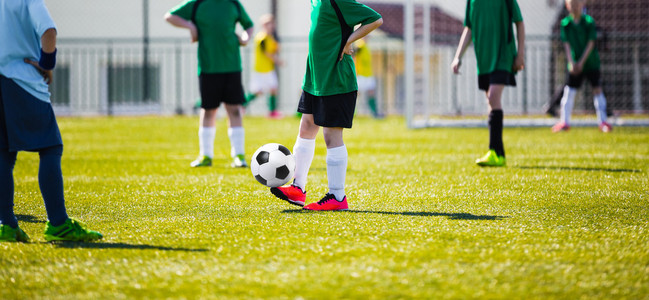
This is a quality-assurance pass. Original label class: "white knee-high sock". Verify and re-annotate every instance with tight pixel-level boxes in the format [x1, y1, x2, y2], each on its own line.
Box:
[560, 86, 577, 124]
[292, 137, 316, 191]
[199, 127, 216, 158]
[228, 127, 245, 157]
[326, 145, 347, 201]
[594, 93, 608, 124]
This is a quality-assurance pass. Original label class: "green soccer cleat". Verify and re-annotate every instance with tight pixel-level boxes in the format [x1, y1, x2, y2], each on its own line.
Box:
[190, 155, 212, 167]
[0, 224, 30, 243]
[475, 150, 506, 167]
[44, 218, 103, 242]
[231, 154, 248, 168]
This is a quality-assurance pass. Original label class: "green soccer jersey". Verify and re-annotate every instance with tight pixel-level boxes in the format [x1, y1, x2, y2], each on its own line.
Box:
[303, 0, 381, 96]
[170, 0, 253, 74]
[464, 0, 523, 75]
[560, 14, 600, 72]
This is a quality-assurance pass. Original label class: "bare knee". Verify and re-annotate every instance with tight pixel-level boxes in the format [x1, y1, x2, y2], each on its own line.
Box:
[298, 114, 319, 139]
[323, 128, 344, 149]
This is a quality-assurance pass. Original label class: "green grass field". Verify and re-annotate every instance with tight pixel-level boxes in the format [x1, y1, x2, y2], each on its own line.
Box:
[1, 116, 648, 299]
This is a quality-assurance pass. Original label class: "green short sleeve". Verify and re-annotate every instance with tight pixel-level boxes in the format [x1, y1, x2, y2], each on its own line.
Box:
[169, 0, 195, 20]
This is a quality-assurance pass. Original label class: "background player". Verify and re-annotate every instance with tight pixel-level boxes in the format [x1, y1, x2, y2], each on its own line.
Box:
[165, 0, 254, 168]
[452, 0, 526, 167]
[246, 14, 283, 119]
[552, 0, 612, 133]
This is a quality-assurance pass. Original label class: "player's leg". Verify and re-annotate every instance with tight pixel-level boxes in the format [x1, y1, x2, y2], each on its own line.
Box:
[592, 86, 611, 132]
[323, 127, 347, 201]
[589, 70, 612, 132]
[34, 146, 102, 242]
[553, 85, 577, 132]
[545, 86, 564, 117]
[553, 74, 580, 132]
[192, 108, 218, 167]
[267, 71, 281, 118]
[245, 71, 262, 106]
[37, 145, 68, 227]
[270, 92, 319, 206]
[303, 92, 355, 210]
[270, 114, 317, 206]
[303, 127, 349, 211]
[224, 103, 247, 167]
[268, 89, 280, 118]
[192, 74, 221, 167]
[224, 72, 248, 168]
[476, 83, 507, 167]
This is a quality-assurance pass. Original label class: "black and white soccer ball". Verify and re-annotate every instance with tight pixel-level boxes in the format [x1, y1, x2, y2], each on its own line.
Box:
[250, 143, 296, 187]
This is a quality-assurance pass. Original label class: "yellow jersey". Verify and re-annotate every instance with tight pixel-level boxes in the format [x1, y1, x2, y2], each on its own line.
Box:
[354, 39, 373, 77]
[253, 31, 279, 73]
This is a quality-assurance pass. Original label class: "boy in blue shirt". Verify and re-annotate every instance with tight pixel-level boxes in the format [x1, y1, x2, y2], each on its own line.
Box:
[0, 0, 102, 242]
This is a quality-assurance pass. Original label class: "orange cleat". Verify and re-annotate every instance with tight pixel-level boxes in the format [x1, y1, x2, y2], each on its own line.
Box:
[271, 184, 306, 207]
[552, 121, 570, 133]
[303, 194, 348, 211]
[599, 122, 612, 133]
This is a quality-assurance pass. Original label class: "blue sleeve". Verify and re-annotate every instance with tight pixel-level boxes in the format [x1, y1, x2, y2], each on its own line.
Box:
[27, 0, 56, 37]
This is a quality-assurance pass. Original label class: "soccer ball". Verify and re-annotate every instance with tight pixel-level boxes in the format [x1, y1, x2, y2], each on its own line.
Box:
[250, 143, 295, 187]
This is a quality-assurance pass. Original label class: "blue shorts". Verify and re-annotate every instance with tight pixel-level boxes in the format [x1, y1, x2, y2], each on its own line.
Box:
[0, 75, 62, 152]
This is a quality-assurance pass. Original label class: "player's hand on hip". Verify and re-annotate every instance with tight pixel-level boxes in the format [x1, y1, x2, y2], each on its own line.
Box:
[189, 23, 198, 43]
[339, 43, 353, 61]
[24, 59, 53, 84]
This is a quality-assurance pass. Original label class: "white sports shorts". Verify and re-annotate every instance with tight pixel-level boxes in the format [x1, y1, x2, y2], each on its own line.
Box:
[249, 71, 278, 94]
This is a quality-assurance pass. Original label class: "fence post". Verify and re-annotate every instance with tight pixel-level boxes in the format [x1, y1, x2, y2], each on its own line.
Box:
[404, 0, 414, 128]
[633, 42, 643, 114]
[107, 41, 113, 116]
[175, 41, 183, 115]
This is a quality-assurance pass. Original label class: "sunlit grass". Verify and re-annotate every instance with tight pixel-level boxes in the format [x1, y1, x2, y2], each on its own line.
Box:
[1, 115, 647, 299]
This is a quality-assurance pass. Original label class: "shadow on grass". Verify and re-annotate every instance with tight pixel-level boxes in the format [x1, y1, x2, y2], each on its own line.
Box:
[17, 214, 46, 224]
[282, 209, 507, 220]
[517, 165, 642, 173]
[50, 241, 208, 252]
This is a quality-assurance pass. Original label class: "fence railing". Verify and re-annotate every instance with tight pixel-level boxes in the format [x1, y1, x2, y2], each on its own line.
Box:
[52, 35, 648, 117]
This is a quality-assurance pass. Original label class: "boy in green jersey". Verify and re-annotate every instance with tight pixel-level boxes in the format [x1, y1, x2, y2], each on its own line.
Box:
[270, 0, 382, 211]
[552, 0, 612, 133]
[452, 0, 526, 167]
[165, 0, 254, 168]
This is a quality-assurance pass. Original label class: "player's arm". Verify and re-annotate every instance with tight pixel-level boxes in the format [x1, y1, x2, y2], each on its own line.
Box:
[512, 21, 525, 72]
[24, 28, 57, 84]
[563, 42, 578, 74]
[339, 18, 383, 61]
[452, 27, 472, 74]
[239, 27, 254, 46]
[164, 12, 198, 43]
[575, 40, 595, 72]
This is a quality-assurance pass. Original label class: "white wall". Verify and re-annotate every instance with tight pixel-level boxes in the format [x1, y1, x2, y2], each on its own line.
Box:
[45, 0, 271, 39]
[45, 0, 563, 39]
